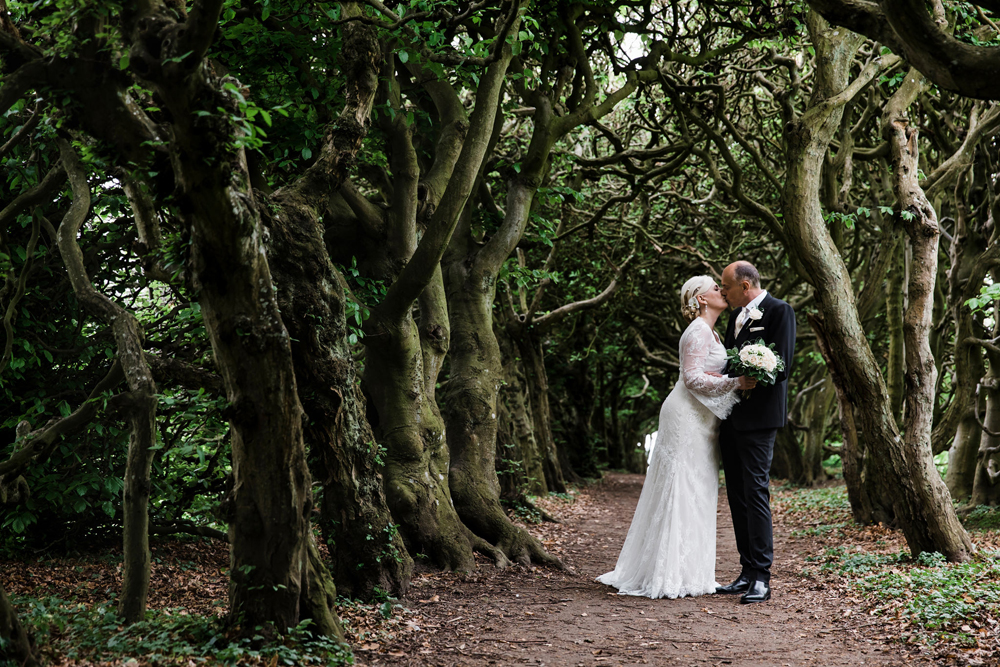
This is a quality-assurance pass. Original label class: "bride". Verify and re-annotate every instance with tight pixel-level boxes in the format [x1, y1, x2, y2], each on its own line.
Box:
[596, 276, 755, 599]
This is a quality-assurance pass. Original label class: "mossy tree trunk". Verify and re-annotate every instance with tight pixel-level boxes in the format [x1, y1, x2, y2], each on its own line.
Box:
[885, 235, 905, 424]
[121, 2, 345, 635]
[513, 333, 567, 494]
[443, 256, 561, 566]
[885, 100, 971, 559]
[56, 141, 158, 624]
[495, 311, 548, 496]
[971, 342, 1000, 506]
[441, 3, 662, 562]
[360, 22, 522, 570]
[260, 5, 411, 600]
[942, 191, 990, 500]
[0, 585, 37, 667]
[783, 16, 971, 560]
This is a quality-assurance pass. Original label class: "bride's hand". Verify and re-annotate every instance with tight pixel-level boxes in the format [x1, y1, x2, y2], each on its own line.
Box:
[706, 371, 724, 377]
[737, 376, 757, 390]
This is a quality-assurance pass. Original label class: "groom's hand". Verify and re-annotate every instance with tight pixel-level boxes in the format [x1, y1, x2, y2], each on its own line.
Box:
[737, 376, 757, 390]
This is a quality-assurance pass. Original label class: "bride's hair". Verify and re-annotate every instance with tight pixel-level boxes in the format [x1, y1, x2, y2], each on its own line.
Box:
[680, 275, 715, 322]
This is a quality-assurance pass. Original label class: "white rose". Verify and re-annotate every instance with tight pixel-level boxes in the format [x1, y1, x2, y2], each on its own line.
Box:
[746, 306, 763, 321]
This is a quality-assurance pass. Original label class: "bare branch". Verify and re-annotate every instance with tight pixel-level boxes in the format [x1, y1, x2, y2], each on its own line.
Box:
[0, 103, 39, 160]
[0, 362, 126, 478]
[532, 252, 634, 330]
[0, 214, 38, 375]
[634, 331, 679, 370]
[975, 383, 1000, 437]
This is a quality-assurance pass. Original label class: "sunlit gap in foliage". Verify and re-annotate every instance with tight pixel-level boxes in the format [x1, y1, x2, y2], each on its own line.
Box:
[640, 431, 657, 465]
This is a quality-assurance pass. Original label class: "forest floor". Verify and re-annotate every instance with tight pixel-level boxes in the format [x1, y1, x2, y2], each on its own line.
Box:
[3, 473, 999, 666]
[359, 473, 998, 667]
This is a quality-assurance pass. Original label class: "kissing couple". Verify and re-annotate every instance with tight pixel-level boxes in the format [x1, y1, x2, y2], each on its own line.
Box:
[597, 261, 796, 604]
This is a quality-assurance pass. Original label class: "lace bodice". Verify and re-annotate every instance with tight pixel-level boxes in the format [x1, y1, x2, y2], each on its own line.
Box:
[678, 318, 740, 419]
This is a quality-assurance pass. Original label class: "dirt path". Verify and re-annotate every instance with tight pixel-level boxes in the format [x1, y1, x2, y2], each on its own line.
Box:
[368, 473, 932, 667]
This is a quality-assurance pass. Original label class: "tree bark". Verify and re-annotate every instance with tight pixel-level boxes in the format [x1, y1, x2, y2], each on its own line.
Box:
[56, 140, 158, 623]
[496, 313, 547, 496]
[443, 152, 560, 566]
[972, 347, 1000, 506]
[443, 262, 561, 566]
[783, 16, 971, 560]
[943, 192, 989, 499]
[512, 331, 567, 494]
[0, 585, 37, 667]
[263, 197, 411, 599]
[259, 4, 412, 599]
[885, 235, 905, 424]
[123, 3, 344, 635]
[802, 377, 836, 485]
[884, 78, 973, 559]
[360, 22, 523, 570]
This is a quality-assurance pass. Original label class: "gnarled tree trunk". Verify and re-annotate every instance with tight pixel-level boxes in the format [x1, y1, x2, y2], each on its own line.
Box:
[56, 141, 158, 623]
[972, 348, 1000, 506]
[123, 3, 345, 635]
[783, 16, 971, 560]
[361, 28, 523, 570]
[0, 585, 37, 667]
[886, 106, 971, 559]
[261, 6, 412, 599]
[443, 254, 560, 566]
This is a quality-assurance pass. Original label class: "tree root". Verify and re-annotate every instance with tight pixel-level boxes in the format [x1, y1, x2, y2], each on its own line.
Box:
[470, 534, 512, 569]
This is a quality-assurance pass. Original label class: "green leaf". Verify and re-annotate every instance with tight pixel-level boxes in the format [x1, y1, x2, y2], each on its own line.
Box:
[399, 50, 409, 64]
[163, 50, 194, 65]
[119, 54, 130, 70]
[301, 147, 313, 160]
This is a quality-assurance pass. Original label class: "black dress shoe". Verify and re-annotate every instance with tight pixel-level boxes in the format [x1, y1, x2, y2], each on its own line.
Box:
[739, 579, 771, 604]
[715, 574, 751, 595]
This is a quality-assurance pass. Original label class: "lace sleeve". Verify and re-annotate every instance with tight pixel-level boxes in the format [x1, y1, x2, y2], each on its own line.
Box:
[680, 321, 740, 419]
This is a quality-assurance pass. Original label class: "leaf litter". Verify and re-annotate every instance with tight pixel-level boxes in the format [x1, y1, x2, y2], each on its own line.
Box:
[2, 474, 996, 665]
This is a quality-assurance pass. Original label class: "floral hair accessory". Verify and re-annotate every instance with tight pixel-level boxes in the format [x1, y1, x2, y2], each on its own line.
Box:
[688, 296, 699, 309]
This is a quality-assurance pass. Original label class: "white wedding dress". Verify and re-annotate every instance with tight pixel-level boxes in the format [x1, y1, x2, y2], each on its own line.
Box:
[597, 317, 740, 598]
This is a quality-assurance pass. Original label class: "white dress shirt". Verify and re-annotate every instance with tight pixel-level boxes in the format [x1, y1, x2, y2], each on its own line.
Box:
[735, 290, 768, 337]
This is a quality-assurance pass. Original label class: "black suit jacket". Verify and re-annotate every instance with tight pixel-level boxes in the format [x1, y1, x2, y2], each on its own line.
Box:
[724, 293, 796, 431]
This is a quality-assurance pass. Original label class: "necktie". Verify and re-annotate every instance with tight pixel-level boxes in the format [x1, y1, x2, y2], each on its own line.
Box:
[735, 309, 747, 336]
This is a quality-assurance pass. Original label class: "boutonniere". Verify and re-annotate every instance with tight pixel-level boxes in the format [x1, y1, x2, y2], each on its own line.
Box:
[746, 306, 764, 321]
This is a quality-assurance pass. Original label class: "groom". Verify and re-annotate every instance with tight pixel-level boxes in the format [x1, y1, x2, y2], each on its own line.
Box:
[717, 261, 795, 604]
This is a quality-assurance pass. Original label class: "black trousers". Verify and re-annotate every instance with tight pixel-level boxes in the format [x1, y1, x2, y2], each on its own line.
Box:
[719, 421, 775, 583]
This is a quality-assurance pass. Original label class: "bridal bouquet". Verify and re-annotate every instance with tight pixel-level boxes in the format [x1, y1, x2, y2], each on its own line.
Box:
[726, 339, 785, 395]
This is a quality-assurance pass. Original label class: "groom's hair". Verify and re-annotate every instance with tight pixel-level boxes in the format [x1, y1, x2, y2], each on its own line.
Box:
[733, 261, 761, 288]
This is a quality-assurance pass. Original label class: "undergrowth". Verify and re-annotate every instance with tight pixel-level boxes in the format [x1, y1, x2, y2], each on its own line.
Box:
[814, 547, 1000, 649]
[774, 484, 852, 515]
[8, 597, 353, 666]
[964, 505, 1000, 531]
